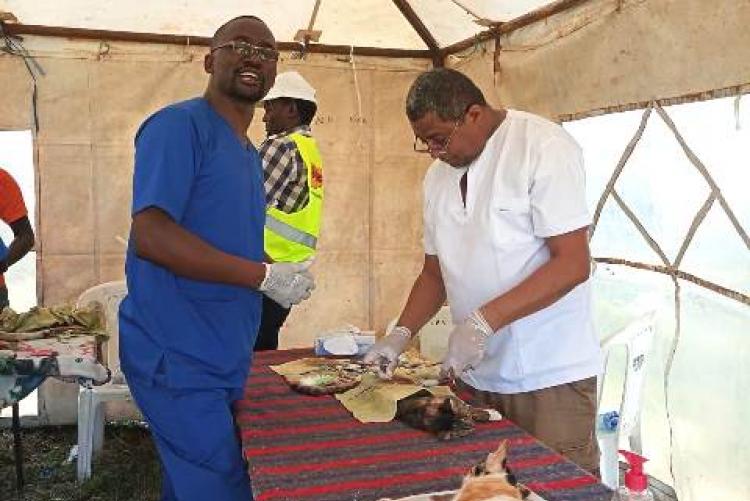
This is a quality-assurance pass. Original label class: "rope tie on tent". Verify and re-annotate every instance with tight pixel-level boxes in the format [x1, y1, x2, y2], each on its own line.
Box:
[291, 0, 322, 61]
[664, 271, 680, 489]
[734, 94, 742, 130]
[449, 37, 482, 60]
[592, 102, 750, 305]
[349, 45, 363, 122]
[182, 36, 194, 62]
[0, 21, 45, 132]
[290, 41, 307, 61]
[654, 103, 749, 252]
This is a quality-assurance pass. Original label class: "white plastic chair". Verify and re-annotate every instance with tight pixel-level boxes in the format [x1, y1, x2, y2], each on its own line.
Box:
[596, 310, 656, 489]
[75, 280, 131, 482]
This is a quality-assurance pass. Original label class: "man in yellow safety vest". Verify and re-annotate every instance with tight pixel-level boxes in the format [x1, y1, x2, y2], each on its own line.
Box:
[255, 71, 324, 350]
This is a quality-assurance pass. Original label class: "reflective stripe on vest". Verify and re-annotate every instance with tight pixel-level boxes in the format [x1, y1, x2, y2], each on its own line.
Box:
[264, 132, 323, 263]
[265, 214, 317, 249]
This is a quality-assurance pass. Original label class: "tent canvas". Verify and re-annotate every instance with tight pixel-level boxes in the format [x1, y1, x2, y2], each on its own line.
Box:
[0, 1, 748, 500]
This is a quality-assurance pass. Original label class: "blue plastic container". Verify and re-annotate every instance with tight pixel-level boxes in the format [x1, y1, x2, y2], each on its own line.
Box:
[0, 236, 8, 262]
[599, 410, 620, 432]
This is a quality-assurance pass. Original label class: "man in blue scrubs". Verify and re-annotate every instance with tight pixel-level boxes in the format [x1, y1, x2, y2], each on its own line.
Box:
[119, 16, 314, 501]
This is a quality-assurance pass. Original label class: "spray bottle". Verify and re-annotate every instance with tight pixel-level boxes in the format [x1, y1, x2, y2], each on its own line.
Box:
[616, 450, 654, 500]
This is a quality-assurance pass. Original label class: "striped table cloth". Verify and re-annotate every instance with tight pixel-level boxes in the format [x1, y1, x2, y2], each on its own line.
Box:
[239, 349, 613, 501]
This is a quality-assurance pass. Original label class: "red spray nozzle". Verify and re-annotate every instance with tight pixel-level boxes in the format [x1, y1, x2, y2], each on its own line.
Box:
[619, 450, 648, 492]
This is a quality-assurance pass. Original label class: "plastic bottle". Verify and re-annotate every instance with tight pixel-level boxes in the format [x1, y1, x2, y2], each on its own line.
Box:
[616, 450, 654, 500]
[598, 410, 619, 432]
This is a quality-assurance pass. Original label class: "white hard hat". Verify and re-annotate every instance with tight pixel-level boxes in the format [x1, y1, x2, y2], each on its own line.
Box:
[262, 71, 317, 104]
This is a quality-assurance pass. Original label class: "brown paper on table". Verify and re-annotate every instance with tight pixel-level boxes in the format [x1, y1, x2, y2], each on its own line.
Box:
[269, 357, 334, 377]
[270, 357, 455, 423]
[335, 373, 455, 423]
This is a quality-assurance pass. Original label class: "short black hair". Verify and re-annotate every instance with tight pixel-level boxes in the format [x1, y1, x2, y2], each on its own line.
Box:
[272, 98, 317, 126]
[294, 99, 317, 126]
[405, 68, 487, 122]
[211, 15, 265, 47]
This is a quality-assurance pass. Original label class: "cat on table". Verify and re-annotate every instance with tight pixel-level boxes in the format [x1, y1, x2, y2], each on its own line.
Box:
[380, 440, 530, 501]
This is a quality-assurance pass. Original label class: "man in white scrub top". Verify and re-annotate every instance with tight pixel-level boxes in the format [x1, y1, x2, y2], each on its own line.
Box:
[364, 68, 602, 473]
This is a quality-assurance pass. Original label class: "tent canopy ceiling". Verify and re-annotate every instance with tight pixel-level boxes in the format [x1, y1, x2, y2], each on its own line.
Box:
[1, 0, 558, 50]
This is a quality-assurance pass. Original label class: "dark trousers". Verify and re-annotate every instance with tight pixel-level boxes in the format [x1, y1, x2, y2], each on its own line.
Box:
[0, 286, 8, 309]
[253, 295, 292, 351]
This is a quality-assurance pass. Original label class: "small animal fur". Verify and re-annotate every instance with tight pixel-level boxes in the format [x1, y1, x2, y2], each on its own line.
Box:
[377, 441, 530, 501]
[451, 440, 530, 501]
[395, 390, 491, 440]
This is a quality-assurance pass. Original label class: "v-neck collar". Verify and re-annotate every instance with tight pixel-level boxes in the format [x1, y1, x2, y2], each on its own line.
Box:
[450, 112, 513, 217]
[200, 98, 254, 153]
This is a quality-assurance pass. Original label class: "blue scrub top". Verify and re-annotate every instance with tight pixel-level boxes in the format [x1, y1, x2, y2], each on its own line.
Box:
[119, 98, 265, 389]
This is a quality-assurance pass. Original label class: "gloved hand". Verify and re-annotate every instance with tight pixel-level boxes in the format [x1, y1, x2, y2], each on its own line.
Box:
[362, 326, 412, 379]
[440, 309, 494, 380]
[258, 260, 315, 309]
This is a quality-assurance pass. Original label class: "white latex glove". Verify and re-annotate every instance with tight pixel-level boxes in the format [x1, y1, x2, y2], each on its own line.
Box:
[258, 260, 315, 309]
[362, 326, 412, 379]
[440, 310, 494, 380]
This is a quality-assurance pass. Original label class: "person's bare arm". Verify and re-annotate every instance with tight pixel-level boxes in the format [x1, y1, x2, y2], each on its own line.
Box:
[395, 254, 446, 334]
[480, 226, 591, 330]
[0, 216, 35, 273]
[132, 207, 266, 288]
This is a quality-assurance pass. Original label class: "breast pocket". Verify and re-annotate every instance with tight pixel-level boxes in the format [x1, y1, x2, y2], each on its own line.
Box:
[492, 197, 533, 245]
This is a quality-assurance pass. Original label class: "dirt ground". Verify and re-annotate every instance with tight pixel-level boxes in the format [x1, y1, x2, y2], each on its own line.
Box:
[0, 423, 160, 501]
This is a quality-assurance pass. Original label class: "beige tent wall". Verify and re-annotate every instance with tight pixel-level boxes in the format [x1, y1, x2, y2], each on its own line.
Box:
[485, 0, 750, 120]
[0, 36, 431, 423]
[445, 42, 500, 108]
[6, 0, 746, 425]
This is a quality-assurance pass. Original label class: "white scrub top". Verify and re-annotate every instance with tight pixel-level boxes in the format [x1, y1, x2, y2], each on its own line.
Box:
[423, 110, 602, 394]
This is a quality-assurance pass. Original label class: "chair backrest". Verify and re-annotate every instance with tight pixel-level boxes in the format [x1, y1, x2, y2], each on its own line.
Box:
[76, 280, 128, 372]
[598, 310, 656, 449]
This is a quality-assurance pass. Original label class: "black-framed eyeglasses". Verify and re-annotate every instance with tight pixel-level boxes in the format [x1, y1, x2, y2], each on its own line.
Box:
[211, 41, 279, 62]
[413, 119, 462, 155]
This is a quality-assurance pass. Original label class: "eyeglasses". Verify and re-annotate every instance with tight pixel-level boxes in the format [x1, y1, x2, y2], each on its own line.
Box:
[413, 119, 462, 155]
[211, 41, 279, 62]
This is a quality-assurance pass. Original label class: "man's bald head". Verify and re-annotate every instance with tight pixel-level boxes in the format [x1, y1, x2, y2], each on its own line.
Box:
[211, 15, 270, 48]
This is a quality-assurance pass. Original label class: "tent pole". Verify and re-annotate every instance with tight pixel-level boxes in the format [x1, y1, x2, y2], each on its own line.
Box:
[3, 23, 433, 60]
[390, 0, 444, 67]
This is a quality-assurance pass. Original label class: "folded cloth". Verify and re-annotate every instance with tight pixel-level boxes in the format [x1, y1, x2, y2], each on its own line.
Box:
[0, 352, 108, 382]
[1, 331, 109, 409]
[1, 350, 110, 408]
[0, 304, 105, 335]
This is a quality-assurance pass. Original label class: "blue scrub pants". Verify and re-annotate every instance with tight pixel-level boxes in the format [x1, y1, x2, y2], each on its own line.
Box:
[127, 373, 253, 501]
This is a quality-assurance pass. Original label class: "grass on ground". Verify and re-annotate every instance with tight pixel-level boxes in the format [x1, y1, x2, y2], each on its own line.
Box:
[0, 422, 161, 501]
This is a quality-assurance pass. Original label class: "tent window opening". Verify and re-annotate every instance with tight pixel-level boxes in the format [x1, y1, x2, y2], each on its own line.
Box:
[0, 129, 39, 419]
[564, 95, 749, 501]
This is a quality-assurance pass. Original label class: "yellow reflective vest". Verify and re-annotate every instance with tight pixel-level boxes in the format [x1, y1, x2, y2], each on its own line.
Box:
[264, 132, 323, 262]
